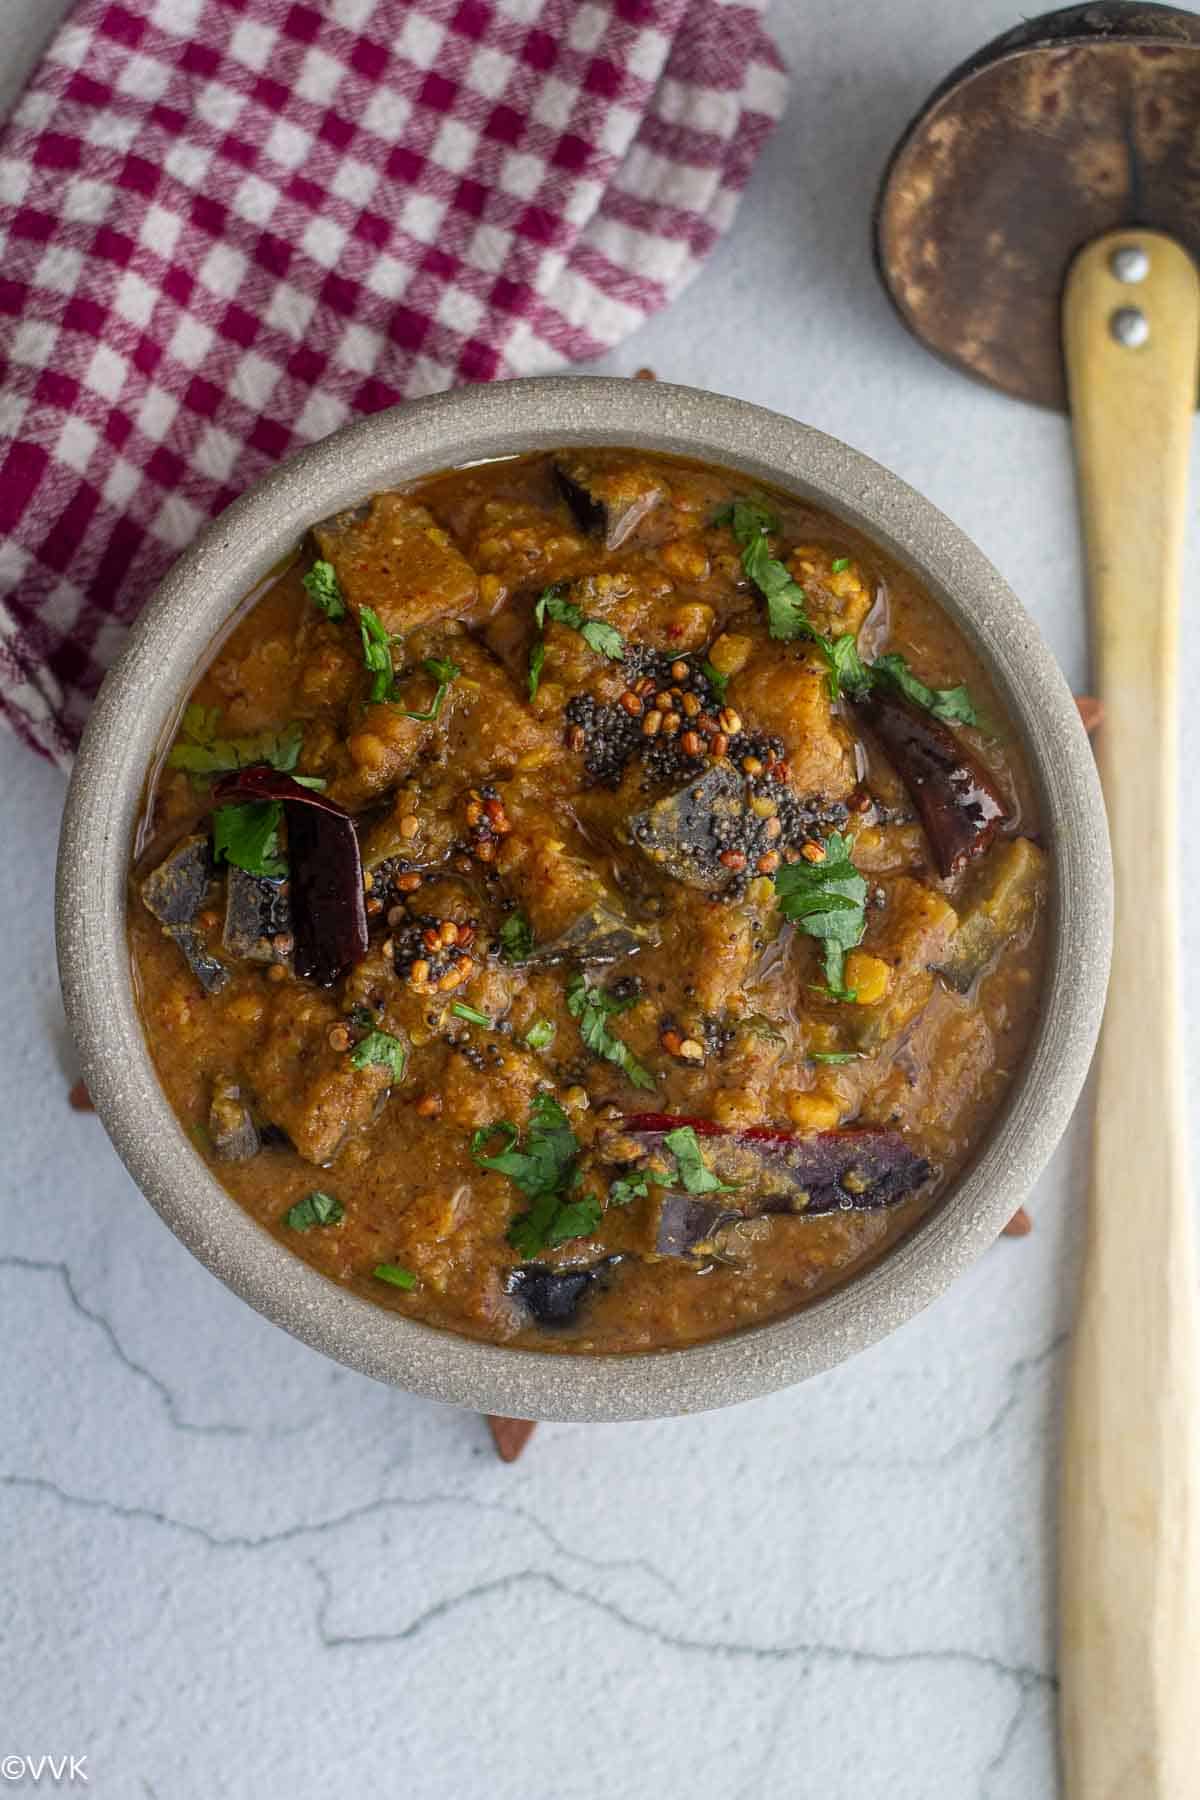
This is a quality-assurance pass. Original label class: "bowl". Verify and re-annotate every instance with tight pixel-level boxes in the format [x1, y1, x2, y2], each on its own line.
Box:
[56, 376, 1112, 1421]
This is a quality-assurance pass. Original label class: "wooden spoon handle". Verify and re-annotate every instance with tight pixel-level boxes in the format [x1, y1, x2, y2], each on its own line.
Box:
[1060, 229, 1200, 1798]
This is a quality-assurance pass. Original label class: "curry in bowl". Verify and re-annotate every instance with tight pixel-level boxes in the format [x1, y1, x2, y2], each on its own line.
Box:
[130, 449, 1047, 1353]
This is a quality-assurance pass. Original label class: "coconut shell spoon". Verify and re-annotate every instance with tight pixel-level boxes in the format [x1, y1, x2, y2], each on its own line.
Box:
[876, 6, 1200, 1792]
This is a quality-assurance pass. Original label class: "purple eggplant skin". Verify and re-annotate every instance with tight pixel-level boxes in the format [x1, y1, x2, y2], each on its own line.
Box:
[655, 1195, 741, 1256]
[223, 866, 292, 963]
[851, 688, 1007, 877]
[208, 1078, 261, 1162]
[505, 1258, 621, 1329]
[212, 767, 368, 986]
[554, 457, 663, 551]
[141, 835, 229, 994]
[625, 1115, 932, 1216]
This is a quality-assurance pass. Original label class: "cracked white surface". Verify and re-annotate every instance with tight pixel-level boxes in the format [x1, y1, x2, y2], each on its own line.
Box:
[4, 2, 1200, 1795]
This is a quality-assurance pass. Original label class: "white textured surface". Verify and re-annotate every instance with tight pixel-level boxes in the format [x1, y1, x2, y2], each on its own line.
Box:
[4, 2, 1199, 1795]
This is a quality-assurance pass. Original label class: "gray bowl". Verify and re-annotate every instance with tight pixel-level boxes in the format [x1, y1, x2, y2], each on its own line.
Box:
[56, 376, 1112, 1421]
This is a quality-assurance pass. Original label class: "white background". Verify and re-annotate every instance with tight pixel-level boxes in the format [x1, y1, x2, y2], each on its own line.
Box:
[3, 3, 1199, 1796]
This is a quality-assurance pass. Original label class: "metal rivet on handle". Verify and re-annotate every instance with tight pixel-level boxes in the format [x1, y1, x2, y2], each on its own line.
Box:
[1110, 307, 1149, 348]
[1110, 245, 1150, 284]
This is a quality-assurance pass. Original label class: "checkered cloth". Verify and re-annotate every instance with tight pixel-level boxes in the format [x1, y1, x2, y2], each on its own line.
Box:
[0, 0, 786, 767]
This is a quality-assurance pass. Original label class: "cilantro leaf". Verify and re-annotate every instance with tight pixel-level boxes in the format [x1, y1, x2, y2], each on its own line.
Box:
[608, 1173, 649, 1206]
[528, 584, 624, 699]
[498, 911, 535, 964]
[713, 497, 777, 538]
[471, 1093, 577, 1199]
[579, 617, 624, 659]
[662, 1125, 740, 1194]
[451, 1001, 492, 1028]
[506, 1187, 603, 1261]
[471, 1093, 602, 1257]
[831, 556, 852, 575]
[826, 633, 872, 700]
[398, 655, 460, 722]
[871, 653, 979, 727]
[741, 532, 813, 642]
[350, 1029, 407, 1083]
[359, 605, 395, 704]
[374, 1263, 416, 1290]
[565, 972, 655, 1090]
[527, 638, 546, 701]
[701, 659, 730, 703]
[774, 832, 868, 999]
[524, 1017, 556, 1052]
[302, 560, 346, 620]
[167, 706, 303, 779]
[284, 1191, 344, 1231]
[721, 499, 875, 702]
[212, 798, 287, 878]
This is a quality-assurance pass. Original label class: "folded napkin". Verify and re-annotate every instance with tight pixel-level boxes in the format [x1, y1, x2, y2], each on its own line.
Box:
[0, 0, 786, 766]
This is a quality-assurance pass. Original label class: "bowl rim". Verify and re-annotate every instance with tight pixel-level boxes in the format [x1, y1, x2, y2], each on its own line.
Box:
[56, 375, 1112, 1421]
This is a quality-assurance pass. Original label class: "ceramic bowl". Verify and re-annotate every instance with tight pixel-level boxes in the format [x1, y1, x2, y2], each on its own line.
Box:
[56, 376, 1112, 1420]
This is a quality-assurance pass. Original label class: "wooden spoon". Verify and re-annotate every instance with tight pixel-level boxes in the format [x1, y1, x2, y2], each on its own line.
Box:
[876, 8, 1200, 1792]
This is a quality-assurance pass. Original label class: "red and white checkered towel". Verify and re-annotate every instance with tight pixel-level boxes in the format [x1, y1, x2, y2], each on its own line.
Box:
[0, 0, 786, 767]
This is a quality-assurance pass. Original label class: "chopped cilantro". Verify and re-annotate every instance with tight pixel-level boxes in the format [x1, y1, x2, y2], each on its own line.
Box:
[662, 1125, 739, 1194]
[608, 1173, 649, 1206]
[713, 497, 777, 539]
[302, 560, 346, 620]
[579, 617, 624, 659]
[524, 1017, 556, 1052]
[826, 633, 872, 699]
[871, 652, 979, 727]
[284, 1191, 344, 1231]
[358, 605, 395, 704]
[350, 1029, 407, 1083]
[398, 655, 460, 722]
[470, 1092, 601, 1258]
[167, 706, 303, 779]
[498, 911, 535, 963]
[374, 1263, 416, 1290]
[471, 1093, 575, 1196]
[774, 832, 868, 1000]
[565, 971, 655, 1091]
[722, 501, 852, 698]
[528, 583, 623, 698]
[527, 638, 546, 701]
[212, 798, 287, 878]
[719, 502, 982, 721]
[451, 1001, 492, 1028]
[701, 659, 730, 703]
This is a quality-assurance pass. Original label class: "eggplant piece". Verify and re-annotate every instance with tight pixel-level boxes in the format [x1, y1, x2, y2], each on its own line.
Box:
[223, 866, 292, 964]
[629, 762, 748, 889]
[851, 689, 1007, 877]
[140, 835, 229, 995]
[935, 836, 1048, 992]
[506, 1259, 620, 1330]
[523, 902, 650, 967]
[625, 1113, 932, 1215]
[654, 1194, 741, 1257]
[555, 456, 664, 550]
[208, 1078, 260, 1162]
[212, 767, 368, 986]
